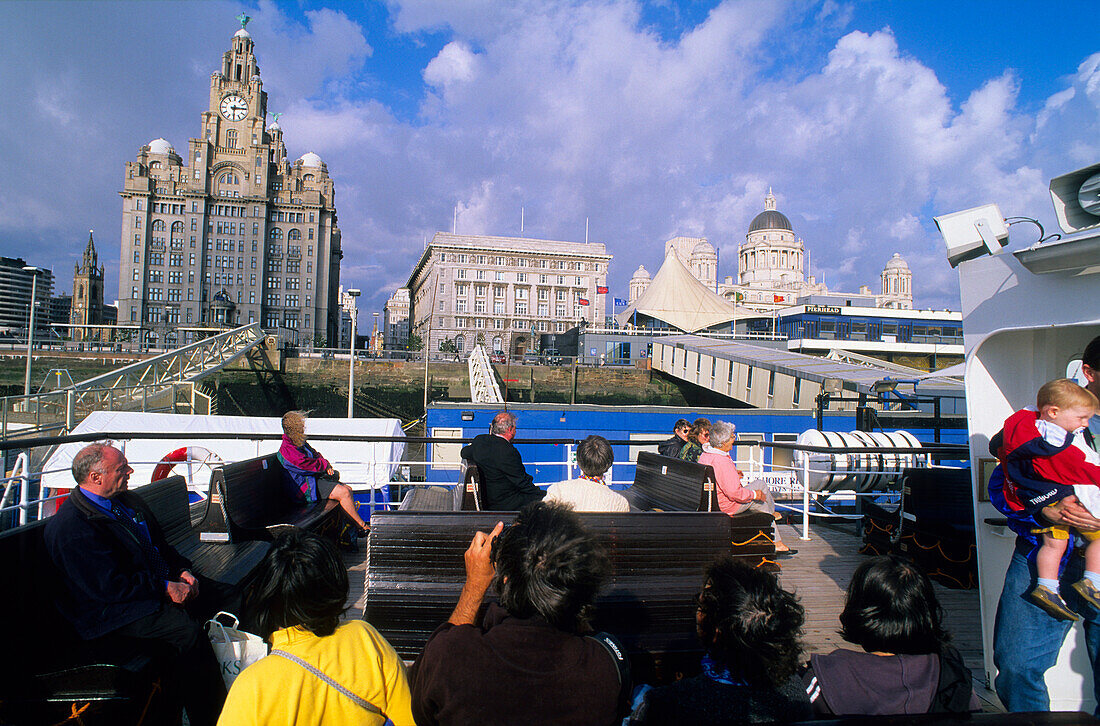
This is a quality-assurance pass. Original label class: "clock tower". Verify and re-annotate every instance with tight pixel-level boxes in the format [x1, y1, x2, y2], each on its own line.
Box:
[118, 16, 343, 348]
[70, 231, 104, 342]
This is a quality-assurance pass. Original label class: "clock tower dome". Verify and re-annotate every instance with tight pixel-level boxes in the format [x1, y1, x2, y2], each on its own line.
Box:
[118, 16, 343, 348]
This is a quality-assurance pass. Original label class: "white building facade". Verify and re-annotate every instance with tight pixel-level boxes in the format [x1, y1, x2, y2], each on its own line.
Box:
[406, 233, 612, 356]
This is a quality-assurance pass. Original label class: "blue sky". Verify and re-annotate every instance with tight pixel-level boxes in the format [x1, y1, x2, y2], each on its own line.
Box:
[1, 0, 1098, 318]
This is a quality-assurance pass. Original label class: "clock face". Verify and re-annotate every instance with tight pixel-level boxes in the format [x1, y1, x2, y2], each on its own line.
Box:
[220, 94, 248, 121]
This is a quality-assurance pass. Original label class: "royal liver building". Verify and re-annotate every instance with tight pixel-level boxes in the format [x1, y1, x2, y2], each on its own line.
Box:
[117, 18, 342, 347]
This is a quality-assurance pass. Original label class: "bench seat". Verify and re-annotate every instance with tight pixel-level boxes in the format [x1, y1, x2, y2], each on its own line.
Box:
[364, 510, 774, 673]
[621, 452, 718, 512]
[135, 475, 270, 588]
[204, 454, 341, 541]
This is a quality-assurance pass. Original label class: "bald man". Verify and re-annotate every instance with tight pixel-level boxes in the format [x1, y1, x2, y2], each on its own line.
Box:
[460, 411, 545, 510]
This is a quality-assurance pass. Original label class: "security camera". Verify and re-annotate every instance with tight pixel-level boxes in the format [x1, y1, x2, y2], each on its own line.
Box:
[1049, 161, 1100, 234]
[934, 203, 1009, 268]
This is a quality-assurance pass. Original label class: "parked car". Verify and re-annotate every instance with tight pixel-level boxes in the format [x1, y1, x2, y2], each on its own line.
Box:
[490, 352, 507, 364]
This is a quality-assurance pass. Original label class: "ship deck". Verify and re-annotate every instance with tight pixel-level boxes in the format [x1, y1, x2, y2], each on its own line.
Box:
[340, 518, 992, 704]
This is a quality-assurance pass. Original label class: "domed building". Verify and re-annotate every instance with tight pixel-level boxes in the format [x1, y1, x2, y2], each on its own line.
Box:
[628, 265, 651, 304]
[878, 253, 913, 309]
[738, 189, 804, 287]
[117, 17, 344, 347]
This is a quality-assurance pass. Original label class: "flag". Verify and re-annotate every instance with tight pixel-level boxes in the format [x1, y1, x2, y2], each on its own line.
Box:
[773, 295, 785, 303]
[734, 292, 744, 302]
[596, 286, 608, 294]
[614, 298, 627, 307]
[578, 298, 590, 306]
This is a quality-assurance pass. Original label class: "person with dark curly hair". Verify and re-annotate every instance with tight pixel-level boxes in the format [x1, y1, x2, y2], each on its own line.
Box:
[629, 556, 811, 725]
[677, 418, 711, 463]
[218, 530, 413, 725]
[410, 501, 626, 725]
[801, 555, 978, 716]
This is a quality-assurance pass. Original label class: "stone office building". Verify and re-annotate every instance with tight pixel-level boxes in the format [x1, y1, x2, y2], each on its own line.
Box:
[117, 19, 342, 347]
[404, 232, 612, 356]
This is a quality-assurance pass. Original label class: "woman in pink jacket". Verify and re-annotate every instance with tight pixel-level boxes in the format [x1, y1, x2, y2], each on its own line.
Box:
[700, 420, 793, 554]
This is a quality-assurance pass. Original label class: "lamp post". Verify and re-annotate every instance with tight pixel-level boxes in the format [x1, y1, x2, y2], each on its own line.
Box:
[347, 288, 360, 418]
[22, 266, 40, 398]
[373, 312, 380, 356]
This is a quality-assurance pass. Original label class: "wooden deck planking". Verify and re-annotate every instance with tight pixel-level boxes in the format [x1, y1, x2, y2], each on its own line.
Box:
[777, 522, 984, 674]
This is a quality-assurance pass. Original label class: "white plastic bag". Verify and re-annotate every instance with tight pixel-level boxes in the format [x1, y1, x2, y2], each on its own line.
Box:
[206, 611, 269, 688]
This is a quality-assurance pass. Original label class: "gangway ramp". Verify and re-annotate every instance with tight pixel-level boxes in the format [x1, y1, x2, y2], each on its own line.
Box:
[1, 324, 268, 439]
[467, 345, 504, 404]
[652, 335, 965, 412]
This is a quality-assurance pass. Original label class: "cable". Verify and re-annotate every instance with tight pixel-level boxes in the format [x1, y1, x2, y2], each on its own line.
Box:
[1006, 216, 1061, 244]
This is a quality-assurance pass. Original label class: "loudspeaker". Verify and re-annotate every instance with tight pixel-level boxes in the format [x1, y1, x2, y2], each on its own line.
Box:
[1049, 161, 1100, 234]
[933, 203, 1009, 268]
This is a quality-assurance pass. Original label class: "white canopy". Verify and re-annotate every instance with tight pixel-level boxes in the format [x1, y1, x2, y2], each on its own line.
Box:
[615, 248, 754, 332]
[42, 411, 405, 493]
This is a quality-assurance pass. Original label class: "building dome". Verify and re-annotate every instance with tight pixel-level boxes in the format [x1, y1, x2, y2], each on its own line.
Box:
[631, 265, 651, 281]
[748, 209, 793, 233]
[234, 27, 251, 38]
[885, 253, 909, 270]
[298, 151, 323, 167]
[147, 138, 174, 155]
[691, 239, 716, 256]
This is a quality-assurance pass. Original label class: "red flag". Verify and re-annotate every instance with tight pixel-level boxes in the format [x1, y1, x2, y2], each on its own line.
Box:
[578, 298, 590, 306]
[773, 295, 785, 303]
[596, 286, 608, 294]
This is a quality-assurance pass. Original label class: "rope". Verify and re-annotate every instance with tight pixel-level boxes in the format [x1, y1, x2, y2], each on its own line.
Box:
[732, 531, 774, 547]
[902, 533, 976, 564]
[50, 702, 90, 726]
[136, 677, 163, 726]
[928, 568, 975, 589]
[863, 518, 896, 535]
[755, 557, 779, 569]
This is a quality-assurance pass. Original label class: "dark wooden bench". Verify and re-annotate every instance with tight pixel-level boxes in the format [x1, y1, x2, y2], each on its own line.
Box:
[363, 509, 774, 681]
[861, 467, 976, 589]
[622, 452, 719, 512]
[203, 453, 342, 542]
[134, 475, 270, 588]
[0, 521, 162, 723]
[793, 713, 1097, 726]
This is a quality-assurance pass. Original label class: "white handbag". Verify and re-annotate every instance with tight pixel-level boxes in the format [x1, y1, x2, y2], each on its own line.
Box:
[206, 611, 269, 688]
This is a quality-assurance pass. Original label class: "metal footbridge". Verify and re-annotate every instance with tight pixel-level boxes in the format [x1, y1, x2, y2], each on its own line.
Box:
[467, 345, 504, 404]
[651, 334, 965, 413]
[1, 324, 269, 439]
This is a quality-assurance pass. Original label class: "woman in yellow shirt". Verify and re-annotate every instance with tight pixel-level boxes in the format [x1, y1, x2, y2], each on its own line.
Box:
[218, 531, 414, 726]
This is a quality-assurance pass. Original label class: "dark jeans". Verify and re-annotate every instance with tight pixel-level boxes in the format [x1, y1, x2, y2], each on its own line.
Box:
[993, 548, 1100, 714]
[99, 578, 237, 726]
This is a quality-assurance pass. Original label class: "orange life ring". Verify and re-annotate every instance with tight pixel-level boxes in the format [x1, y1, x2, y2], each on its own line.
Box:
[151, 446, 222, 482]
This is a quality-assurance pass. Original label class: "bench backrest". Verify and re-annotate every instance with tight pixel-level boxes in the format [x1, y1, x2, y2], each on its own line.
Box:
[364, 509, 773, 664]
[132, 475, 194, 549]
[0, 520, 83, 678]
[212, 454, 299, 533]
[398, 486, 458, 511]
[625, 452, 718, 512]
[901, 466, 973, 531]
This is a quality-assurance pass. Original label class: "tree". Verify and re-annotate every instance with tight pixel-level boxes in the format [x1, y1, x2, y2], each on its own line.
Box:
[406, 332, 423, 351]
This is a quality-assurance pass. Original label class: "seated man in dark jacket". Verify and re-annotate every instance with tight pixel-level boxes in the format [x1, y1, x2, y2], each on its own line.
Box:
[411, 501, 626, 725]
[460, 411, 545, 510]
[44, 443, 227, 726]
[658, 419, 691, 458]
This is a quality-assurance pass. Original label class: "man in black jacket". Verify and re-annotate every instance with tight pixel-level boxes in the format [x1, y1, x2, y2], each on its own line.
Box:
[44, 444, 226, 726]
[658, 419, 691, 458]
[461, 411, 545, 510]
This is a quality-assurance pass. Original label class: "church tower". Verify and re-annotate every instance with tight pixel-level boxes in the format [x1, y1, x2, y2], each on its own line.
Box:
[70, 231, 104, 341]
[118, 15, 343, 348]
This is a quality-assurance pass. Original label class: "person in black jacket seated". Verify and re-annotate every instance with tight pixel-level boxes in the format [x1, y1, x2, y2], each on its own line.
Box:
[658, 419, 691, 458]
[410, 501, 626, 725]
[44, 443, 228, 726]
[801, 555, 979, 715]
[460, 411, 545, 510]
[630, 556, 811, 725]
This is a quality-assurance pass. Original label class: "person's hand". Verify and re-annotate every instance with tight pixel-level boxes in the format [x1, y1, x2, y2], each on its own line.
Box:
[1044, 495, 1100, 532]
[465, 521, 504, 588]
[449, 521, 504, 626]
[754, 490, 766, 502]
[179, 570, 199, 596]
[326, 466, 335, 476]
[166, 580, 195, 605]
